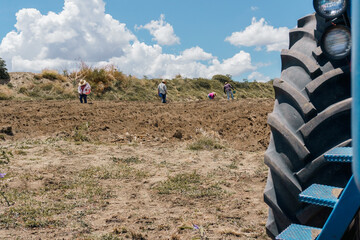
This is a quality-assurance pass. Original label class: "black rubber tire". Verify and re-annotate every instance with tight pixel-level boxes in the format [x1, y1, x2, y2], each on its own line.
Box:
[264, 13, 352, 238]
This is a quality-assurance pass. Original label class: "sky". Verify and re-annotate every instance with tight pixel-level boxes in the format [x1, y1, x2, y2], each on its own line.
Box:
[0, 0, 314, 82]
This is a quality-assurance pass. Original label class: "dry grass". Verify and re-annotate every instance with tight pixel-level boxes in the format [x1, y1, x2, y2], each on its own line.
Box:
[35, 69, 67, 82]
[187, 137, 225, 151]
[0, 85, 14, 100]
[3, 69, 274, 101]
[0, 138, 269, 239]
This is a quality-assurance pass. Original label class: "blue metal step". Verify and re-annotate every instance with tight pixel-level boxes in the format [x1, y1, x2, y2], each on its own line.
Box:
[276, 224, 321, 240]
[299, 184, 343, 208]
[324, 147, 352, 162]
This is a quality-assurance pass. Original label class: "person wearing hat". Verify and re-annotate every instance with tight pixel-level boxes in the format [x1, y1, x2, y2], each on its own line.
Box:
[157, 79, 167, 103]
[223, 82, 234, 100]
[78, 79, 91, 104]
[208, 92, 216, 100]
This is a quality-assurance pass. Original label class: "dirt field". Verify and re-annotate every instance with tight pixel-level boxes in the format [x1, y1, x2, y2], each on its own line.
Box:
[0, 99, 273, 240]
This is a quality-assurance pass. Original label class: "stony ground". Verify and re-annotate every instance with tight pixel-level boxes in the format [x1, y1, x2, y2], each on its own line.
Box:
[0, 99, 273, 240]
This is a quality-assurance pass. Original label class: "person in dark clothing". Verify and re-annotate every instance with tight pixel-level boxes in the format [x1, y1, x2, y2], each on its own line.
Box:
[223, 82, 234, 100]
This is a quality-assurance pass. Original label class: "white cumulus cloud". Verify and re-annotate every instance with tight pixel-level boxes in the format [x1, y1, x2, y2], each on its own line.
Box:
[0, 0, 257, 79]
[248, 71, 271, 82]
[181, 46, 214, 61]
[107, 43, 255, 79]
[0, 0, 136, 71]
[225, 17, 289, 52]
[136, 14, 180, 46]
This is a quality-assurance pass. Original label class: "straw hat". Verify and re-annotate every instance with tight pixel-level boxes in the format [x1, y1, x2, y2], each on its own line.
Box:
[78, 79, 87, 86]
[162, 79, 166, 83]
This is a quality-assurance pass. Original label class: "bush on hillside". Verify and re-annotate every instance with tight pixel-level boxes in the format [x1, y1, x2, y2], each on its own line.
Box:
[0, 58, 10, 80]
[34, 69, 66, 81]
[194, 78, 211, 89]
[72, 64, 128, 95]
[8, 61, 274, 100]
[212, 74, 231, 84]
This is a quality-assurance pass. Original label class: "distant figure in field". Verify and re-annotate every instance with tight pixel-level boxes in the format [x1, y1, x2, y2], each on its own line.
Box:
[208, 92, 216, 100]
[78, 79, 91, 104]
[158, 79, 167, 103]
[223, 82, 234, 100]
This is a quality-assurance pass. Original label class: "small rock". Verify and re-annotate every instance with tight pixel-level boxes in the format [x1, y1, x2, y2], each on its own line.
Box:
[173, 130, 183, 140]
[0, 126, 13, 136]
[102, 126, 110, 131]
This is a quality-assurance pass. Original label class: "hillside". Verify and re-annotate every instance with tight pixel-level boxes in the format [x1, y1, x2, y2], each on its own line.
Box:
[0, 69, 274, 101]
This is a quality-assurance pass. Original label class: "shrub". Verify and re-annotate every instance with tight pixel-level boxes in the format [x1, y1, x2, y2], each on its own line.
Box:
[0, 86, 13, 100]
[35, 70, 66, 81]
[72, 64, 128, 95]
[0, 93, 11, 100]
[39, 83, 53, 91]
[195, 78, 211, 89]
[212, 74, 231, 84]
[0, 58, 10, 80]
[18, 87, 28, 94]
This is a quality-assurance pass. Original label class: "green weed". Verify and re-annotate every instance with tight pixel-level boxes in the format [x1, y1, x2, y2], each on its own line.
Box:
[157, 171, 224, 198]
[0, 148, 12, 164]
[0, 198, 71, 228]
[72, 122, 91, 142]
[187, 137, 225, 151]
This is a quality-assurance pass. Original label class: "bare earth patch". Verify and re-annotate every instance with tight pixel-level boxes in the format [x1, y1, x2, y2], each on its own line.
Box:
[0, 99, 272, 239]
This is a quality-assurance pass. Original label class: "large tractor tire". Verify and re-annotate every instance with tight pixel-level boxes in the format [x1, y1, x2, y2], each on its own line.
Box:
[264, 13, 352, 238]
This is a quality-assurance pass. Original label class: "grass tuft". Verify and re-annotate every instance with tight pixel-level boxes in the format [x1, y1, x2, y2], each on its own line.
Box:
[72, 122, 91, 142]
[111, 156, 141, 164]
[156, 171, 224, 198]
[187, 137, 225, 151]
[0, 148, 12, 164]
[35, 69, 66, 81]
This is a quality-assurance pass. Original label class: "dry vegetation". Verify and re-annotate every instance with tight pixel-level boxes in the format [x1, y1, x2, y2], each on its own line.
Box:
[0, 98, 273, 239]
[0, 137, 269, 240]
[0, 65, 274, 101]
[0, 63, 274, 239]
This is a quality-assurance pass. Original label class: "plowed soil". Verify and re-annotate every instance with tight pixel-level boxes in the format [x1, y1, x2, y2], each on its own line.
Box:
[0, 99, 272, 151]
[0, 99, 273, 240]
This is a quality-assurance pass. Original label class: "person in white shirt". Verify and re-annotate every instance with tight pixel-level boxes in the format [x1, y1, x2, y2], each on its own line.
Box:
[78, 79, 91, 103]
[157, 79, 167, 103]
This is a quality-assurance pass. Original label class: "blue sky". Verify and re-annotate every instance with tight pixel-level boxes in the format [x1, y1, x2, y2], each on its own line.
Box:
[0, 0, 314, 81]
